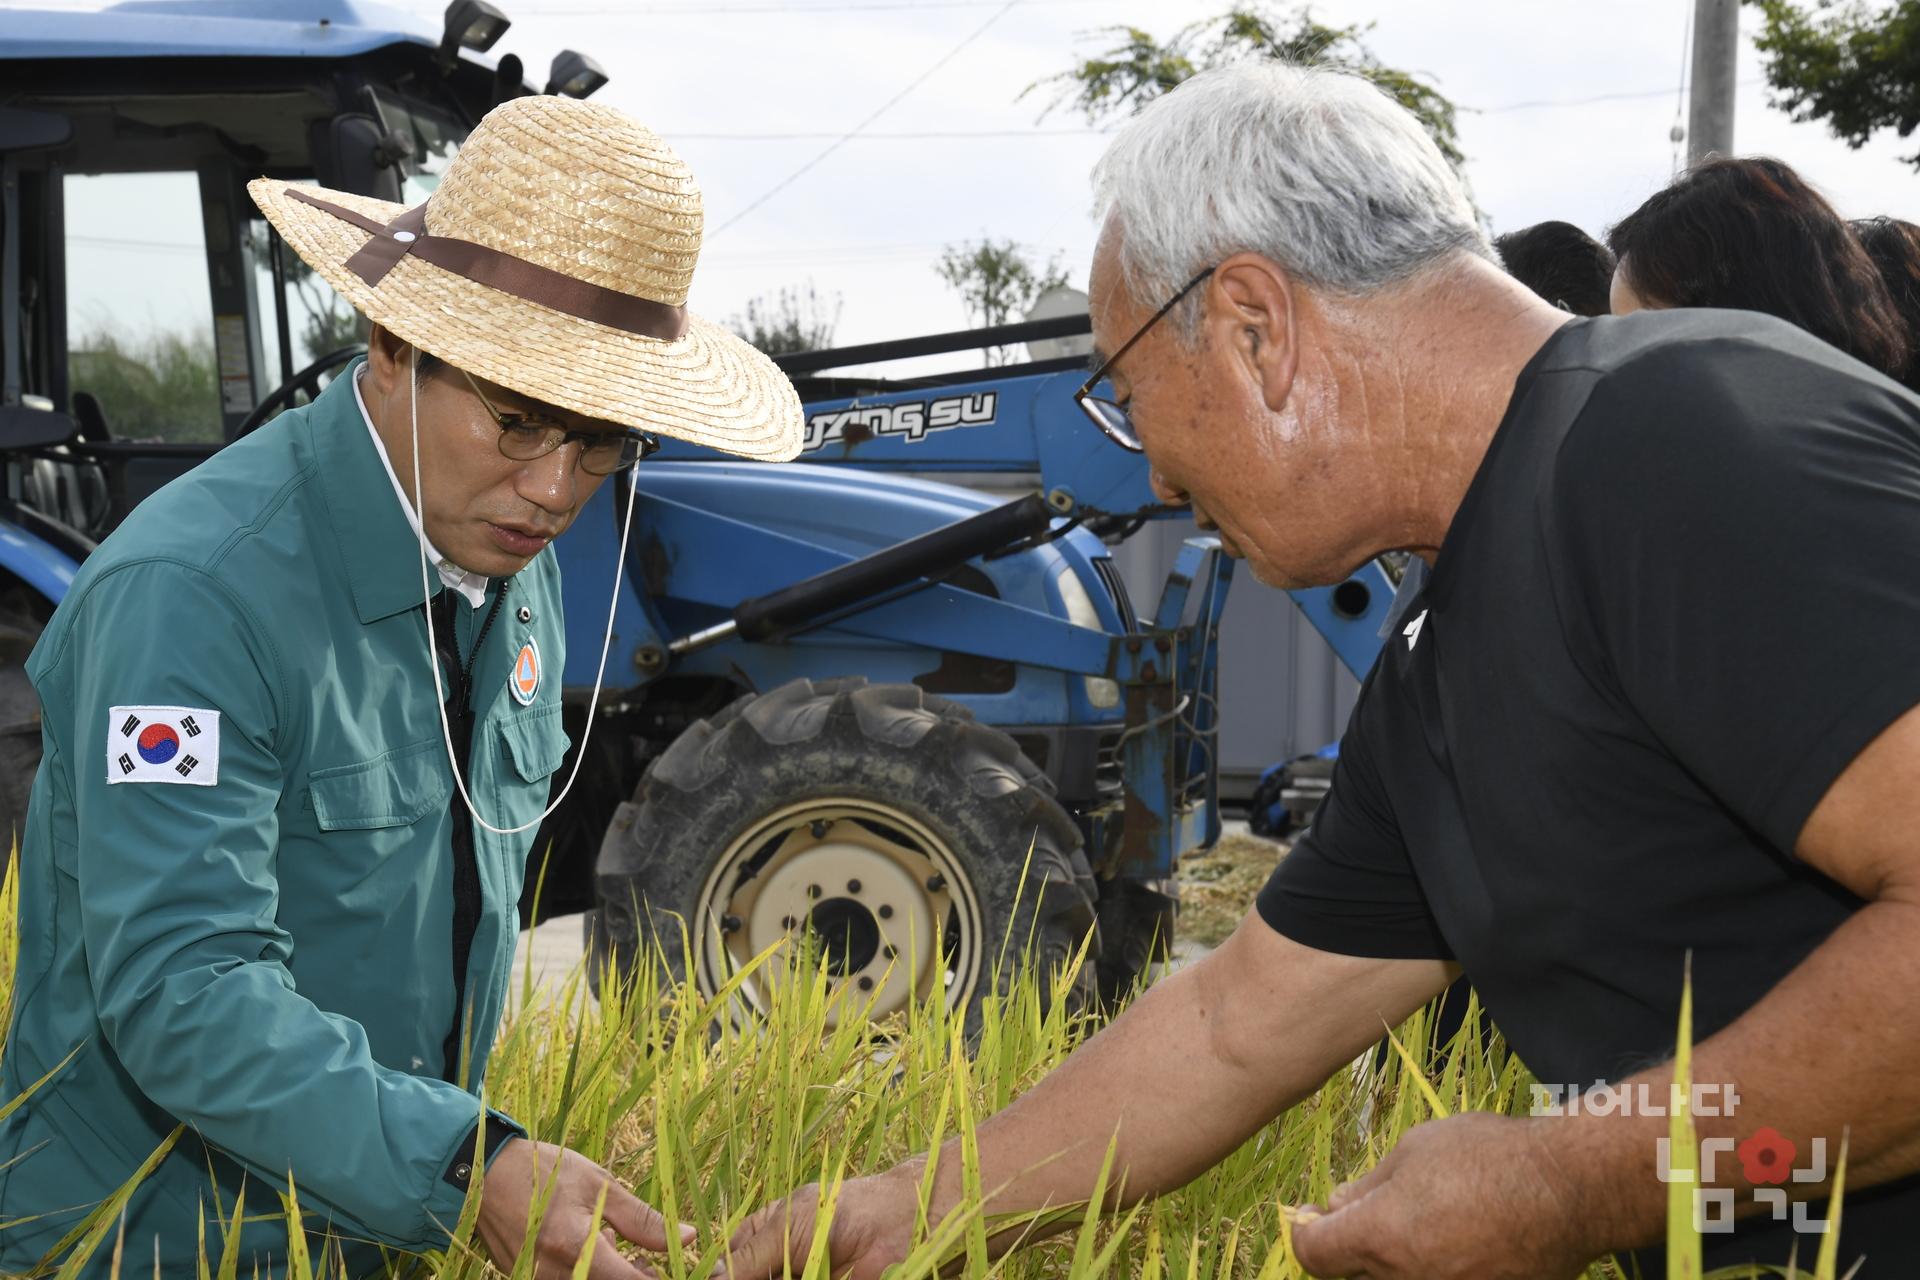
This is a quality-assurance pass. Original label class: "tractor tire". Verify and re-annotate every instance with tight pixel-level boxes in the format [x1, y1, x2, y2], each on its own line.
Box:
[1092, 878, 1178, 1009]
[0, 596, 47, 862]
[590, 677, 1099, 1031]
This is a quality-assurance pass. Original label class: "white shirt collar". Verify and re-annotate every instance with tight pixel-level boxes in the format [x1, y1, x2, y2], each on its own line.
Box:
[353, 365, 491, 610]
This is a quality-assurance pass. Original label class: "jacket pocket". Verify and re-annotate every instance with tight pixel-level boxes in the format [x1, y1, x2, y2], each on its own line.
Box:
[488, 705, 570, 900]
[497, 704, 570, 785]
[308, 739, 451, 830]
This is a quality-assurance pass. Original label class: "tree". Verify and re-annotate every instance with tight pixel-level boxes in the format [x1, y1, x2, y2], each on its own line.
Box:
[284, 253, 370, 358]
[727, 282, 843, 356]
[1024, 4, 1466, 172]
[1753, 0, 1920, 169]
[934, 239, 1070, 366]
[68, 329, 221, 443]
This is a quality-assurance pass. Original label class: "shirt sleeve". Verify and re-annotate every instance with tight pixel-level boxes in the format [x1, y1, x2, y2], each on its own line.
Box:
[47, 558, 504, 1252]
[1547, 336, 1920, 855]
[1256, 667, 1455, 961]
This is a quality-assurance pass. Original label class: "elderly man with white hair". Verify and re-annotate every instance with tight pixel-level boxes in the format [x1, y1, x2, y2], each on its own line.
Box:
[721, 61, 1920, 1278]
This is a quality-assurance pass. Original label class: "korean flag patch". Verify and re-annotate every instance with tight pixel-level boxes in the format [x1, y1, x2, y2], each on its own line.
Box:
[108, 706, 219, 786]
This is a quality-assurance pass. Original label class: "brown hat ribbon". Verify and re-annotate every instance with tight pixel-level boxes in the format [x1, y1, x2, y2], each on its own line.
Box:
[284, 188, 690, 342]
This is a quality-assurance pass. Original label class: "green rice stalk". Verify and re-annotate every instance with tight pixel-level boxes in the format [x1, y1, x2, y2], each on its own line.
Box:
[0, 1042, 84, 1129]
[1379, 1020, 1450, 1121]
[1812, 1131, 1847, 1280]
[281, 1175, 312, 1280]
[1667, 954, 1702, 1280]
[566, 1184, 608, 1280]
[42, 1126, 183, 1280]
[211, 1186, 245, 1280]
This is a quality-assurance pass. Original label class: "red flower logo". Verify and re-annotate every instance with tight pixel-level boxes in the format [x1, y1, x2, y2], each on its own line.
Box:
[1737, 1127, 1797, 1185]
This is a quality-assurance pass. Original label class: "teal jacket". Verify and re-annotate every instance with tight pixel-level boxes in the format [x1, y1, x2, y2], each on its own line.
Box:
[0, 364, 571, 1275]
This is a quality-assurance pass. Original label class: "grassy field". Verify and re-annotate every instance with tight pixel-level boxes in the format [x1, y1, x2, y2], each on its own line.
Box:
[0, 849, 1851, 1279]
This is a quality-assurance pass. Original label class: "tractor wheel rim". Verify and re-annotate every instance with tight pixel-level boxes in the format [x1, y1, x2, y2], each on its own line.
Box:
[694, 797, 984, 1025]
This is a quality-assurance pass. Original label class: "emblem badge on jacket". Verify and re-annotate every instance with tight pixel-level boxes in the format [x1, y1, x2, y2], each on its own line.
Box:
[509, 639, 540, 706]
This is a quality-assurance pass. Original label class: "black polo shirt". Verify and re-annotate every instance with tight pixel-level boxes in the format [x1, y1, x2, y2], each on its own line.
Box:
[1258, 309, 1920, 1273]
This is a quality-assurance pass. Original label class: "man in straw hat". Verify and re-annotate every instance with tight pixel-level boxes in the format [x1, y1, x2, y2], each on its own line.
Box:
[0, 95, 800, 1278]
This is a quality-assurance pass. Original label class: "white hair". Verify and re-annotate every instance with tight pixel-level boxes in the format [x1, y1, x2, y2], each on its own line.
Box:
[1092, 60, 1492, 323]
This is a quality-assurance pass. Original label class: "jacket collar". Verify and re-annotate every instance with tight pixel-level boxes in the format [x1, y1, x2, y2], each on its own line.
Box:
[313, 357, 450, 624]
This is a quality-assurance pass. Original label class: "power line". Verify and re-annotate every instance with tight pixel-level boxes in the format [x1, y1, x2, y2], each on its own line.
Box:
[68, 234, 204, 255]
[673, 82, 1770, 145]
[710, 0, 1021, 236]
[1470, 79, 1759, 115]
[698, 237, 1067, 270]
[495, 0, 1095, 13]
[677, 128, 1102, 140]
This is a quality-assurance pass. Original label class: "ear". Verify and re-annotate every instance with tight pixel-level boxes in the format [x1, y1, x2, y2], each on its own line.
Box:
[361, 324, 407, 400]
[1207, 253, 1298, 413]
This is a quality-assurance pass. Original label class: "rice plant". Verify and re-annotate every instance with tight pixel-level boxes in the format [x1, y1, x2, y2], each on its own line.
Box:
[0, 861, 1850, 1279]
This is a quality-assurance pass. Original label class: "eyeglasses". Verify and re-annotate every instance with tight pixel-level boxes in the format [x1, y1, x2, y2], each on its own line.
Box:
[460, 369, 661, 475]
[1073, 266, 1216, 453]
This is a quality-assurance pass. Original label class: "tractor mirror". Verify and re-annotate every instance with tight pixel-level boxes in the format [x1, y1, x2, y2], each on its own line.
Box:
[0, 404, 77, 451]
[0, 107, 71, 154]
[309, 114, 404, 203]
[492, 53, 526, 106]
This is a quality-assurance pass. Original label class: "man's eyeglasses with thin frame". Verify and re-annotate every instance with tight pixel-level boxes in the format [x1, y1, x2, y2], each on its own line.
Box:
[461, 369, 662, 475]
[1073, 266, 1216, 453]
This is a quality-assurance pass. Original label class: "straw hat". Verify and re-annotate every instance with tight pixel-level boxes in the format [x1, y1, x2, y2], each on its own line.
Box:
[250, 96, 803, 460]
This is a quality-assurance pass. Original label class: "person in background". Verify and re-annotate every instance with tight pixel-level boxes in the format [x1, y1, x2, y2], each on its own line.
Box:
[1494, 220, 1616, 316]
[1854, 216, 1920, 392]
[1387, 218, 1617, 632]
[1607, 155, 1909, 380]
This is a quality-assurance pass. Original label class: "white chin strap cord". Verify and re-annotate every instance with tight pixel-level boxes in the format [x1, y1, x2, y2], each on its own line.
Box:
[411, 345, 640, 836]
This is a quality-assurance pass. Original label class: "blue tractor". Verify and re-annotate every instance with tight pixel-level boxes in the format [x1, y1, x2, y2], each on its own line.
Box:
[0, 0, 1394, 1025]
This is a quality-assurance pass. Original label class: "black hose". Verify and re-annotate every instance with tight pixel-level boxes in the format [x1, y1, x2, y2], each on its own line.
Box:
[734, 493, 1054, 642]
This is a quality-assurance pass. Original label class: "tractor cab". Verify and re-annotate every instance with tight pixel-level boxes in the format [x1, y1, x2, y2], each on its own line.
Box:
[0, 1, 589, 559]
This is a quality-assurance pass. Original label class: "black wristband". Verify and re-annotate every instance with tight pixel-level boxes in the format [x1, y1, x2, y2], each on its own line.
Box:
[442, 1113, 520, 1191]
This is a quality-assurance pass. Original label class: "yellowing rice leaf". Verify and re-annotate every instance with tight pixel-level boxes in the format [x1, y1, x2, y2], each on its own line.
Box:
[1812, 1131, 1848, 1280]
[1668, 955, 1702, 1280]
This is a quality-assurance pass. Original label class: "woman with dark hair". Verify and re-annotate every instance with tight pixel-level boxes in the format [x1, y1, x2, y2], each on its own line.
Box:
[1854, 216, 1920, 391]
[1607, 155, 1910, 380]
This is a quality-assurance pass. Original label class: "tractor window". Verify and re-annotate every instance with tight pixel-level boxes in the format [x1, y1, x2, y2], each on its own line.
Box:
[250, 203, 368, 387]
[63, 171, 221, 443]
[368, 90, 465, 204]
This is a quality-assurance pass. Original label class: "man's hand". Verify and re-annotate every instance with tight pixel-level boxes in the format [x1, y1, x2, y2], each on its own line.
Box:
[1290, 1114, 1599, 1280]
[478, 1138, 696, 1280]
[720, 1170, 920, 1280]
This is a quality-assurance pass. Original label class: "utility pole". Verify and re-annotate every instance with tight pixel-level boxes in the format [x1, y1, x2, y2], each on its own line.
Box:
[1687, 0, 1740, 165]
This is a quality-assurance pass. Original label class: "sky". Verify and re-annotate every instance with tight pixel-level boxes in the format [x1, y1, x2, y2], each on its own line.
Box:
[28, 0, 1919, 358]
[376, 0, 1918, 349]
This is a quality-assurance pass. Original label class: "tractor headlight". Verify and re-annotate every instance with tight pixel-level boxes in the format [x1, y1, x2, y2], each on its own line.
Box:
[441, 0, 510, 55]
[1054, 565, 1121, 710]
[547, 50, 610, 99]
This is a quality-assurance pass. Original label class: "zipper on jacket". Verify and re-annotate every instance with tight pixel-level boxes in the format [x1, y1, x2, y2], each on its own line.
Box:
[432, 579, 508, 1085]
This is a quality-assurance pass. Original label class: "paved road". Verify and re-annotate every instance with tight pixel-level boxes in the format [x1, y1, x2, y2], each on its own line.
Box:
[511, 911, 594, 998]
